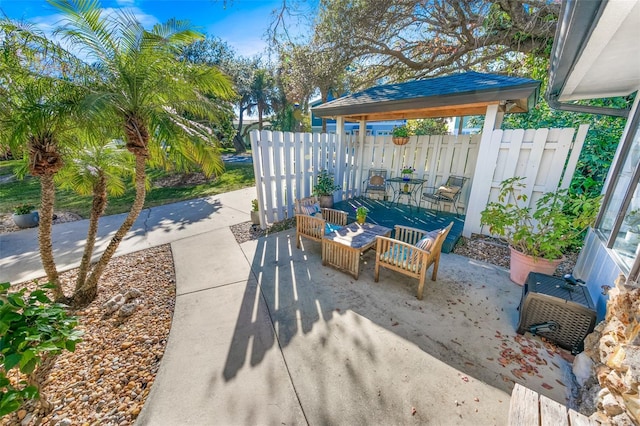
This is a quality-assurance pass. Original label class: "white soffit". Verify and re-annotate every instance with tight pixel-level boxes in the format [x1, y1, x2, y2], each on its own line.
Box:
[560, 0, 640, 101]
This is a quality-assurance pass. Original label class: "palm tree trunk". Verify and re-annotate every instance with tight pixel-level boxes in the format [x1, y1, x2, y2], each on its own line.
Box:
[233, 105, 247, 153]
[74, 174, 107, 295]
[74, 155, 146, 306]
[258, 106, 263, 131]
[39, 173, 63, 300]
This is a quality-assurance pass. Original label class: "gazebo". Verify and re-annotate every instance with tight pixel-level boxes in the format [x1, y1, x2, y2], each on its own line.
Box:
[311, 71, 542, 237]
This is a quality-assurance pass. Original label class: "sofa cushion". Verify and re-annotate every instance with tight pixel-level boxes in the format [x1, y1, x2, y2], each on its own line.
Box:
[325, 223, 342, 235]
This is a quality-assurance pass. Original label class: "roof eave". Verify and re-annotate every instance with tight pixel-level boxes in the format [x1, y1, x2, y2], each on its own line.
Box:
[312, 82, 540, 119]
[546, 0, 605, 103]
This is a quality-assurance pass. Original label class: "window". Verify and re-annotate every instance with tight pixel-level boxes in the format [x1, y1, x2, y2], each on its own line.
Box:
[596, 108, 640, 278]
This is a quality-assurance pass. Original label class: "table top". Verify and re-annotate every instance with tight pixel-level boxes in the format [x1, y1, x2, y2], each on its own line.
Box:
[324, 222, 392, 249]
[387, 177, 427, 184]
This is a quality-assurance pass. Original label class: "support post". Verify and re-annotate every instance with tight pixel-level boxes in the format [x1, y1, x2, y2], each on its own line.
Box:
[335, 116, 346, 203]
[463, 104, 502, 237]
[357, 120, 367, 196]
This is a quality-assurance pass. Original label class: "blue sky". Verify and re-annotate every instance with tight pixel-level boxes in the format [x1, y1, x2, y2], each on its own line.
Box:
[0, 0, 288, 57]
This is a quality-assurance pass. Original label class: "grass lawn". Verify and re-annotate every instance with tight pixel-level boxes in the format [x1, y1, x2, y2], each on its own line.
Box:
[0, 158, 255, 218]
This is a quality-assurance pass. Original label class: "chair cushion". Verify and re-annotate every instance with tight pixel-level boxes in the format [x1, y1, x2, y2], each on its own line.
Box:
[369, 175, 384, 185]
[436, 185, 460, 199]
[300, 202, 321, 216]
[379, 246, 418, 271]
[325, 223, 342, 235]
[415, 230, 440, 252]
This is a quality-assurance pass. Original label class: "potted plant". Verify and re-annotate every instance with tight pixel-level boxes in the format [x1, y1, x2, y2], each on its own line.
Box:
[480, 177, 601, 285]
[250, 199, 260, 225]
[392, 125, 411, 145]
[401, 166, 415, 181]
[355, 206, 369, 224]
[12, 203, 39, 229]
[313, 170, 341, 208]
[624, 209, 640, 244]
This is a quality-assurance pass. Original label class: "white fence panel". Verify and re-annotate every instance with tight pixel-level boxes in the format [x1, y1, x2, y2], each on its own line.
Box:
[463, 126, 588, 237]
[251, 126, 586, 233]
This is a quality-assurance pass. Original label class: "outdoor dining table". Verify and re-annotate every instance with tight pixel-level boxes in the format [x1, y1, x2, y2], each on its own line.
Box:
[321, 222, 392, 279]
[386, 177, 427, 210]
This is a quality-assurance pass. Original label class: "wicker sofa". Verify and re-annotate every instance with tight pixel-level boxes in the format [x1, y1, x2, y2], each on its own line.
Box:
[295, 196, 348, 249]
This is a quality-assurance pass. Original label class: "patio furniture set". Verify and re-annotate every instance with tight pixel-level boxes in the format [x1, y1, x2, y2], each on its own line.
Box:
[295, 196, 453, 299]
[363, 169, 468, 216]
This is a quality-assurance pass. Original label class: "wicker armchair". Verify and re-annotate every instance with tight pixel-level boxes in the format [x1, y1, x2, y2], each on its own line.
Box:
[374, 222, 453, 299]
[295, 196, 348, 249]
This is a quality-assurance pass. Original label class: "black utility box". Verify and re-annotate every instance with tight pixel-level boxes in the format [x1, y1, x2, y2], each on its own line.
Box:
[516, 272, 597, 353]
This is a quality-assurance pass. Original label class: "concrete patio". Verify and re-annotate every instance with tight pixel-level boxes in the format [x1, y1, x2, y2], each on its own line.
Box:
[139, 217, 575, 425]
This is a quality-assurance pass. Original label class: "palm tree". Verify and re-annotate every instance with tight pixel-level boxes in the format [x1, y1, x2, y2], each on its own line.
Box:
[55, 130, 135, 295]
[50, 0, 235, 305]
[250, 68, 275, 130]
[0, 21, 85, 300]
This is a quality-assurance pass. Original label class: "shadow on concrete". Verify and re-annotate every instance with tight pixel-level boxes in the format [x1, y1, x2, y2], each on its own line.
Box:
[226, 230, 576, 424]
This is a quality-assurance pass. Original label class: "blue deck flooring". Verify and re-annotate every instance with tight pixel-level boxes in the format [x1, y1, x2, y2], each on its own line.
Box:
[333, 197, 464, 253]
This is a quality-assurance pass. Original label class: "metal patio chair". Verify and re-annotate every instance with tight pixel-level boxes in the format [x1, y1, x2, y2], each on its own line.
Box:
[421, 175, 468, 216]
[362, 169, 388, 201]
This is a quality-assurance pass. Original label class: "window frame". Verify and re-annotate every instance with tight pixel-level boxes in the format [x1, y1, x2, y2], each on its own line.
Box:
[595, 98, 640, 281]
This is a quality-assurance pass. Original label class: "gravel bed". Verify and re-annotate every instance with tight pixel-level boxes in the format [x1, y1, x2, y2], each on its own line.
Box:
[1, 245, 175, 426]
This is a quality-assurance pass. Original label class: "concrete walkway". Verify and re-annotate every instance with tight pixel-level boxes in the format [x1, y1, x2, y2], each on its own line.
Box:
[0, 188, 572, 425]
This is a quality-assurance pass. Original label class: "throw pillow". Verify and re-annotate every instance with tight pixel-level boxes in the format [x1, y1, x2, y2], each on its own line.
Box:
[300, 202, 321, 216]
[415, 229, 441, 252]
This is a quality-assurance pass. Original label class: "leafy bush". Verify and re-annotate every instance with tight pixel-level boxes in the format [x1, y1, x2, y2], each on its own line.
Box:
[0, 282, 83, 416]
[13, 204, 35, 215]
[313, 170, 341, 196]
[480, 177, 601, 260]
[391, 125, 410, 138]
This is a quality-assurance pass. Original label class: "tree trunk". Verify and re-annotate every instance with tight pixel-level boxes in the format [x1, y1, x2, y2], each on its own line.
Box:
[74, 155, 147, 306]
[38, 173, 63, 300]
[73, 174, 107, 296]
[258, 105, 263, 131]
[233, 106, 246, 153]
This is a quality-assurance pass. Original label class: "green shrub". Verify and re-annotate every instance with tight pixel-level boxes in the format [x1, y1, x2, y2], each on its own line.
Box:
[0, 282, 83, 416]
[480, 177, 601, 260]
[13, 204, 35, 215]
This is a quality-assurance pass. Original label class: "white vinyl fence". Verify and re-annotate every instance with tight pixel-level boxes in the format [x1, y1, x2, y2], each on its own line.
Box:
[250, 125, 589, 235]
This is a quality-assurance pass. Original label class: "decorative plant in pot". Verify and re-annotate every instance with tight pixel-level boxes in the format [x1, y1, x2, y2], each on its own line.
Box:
[12, 203, 39, 229]
[250, 199, 260, 225]
[313, 170, 341, 208]
[392, 125, 412, 145]
[624, 209, 640, 244]
[401, 166, 415, 181]
[480, 177, 601, 285]
[355, 206, 369, 224]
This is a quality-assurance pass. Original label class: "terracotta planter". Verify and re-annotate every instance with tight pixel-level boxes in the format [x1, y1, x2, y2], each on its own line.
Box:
[392, 137, 409, 146]
[12, 211, 39, 229]
[318, 195, 334, 208]
[509, 247, 563, 286]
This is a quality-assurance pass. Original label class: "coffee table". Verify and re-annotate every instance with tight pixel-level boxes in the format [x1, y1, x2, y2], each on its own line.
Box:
[322, 222, 392, 279]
